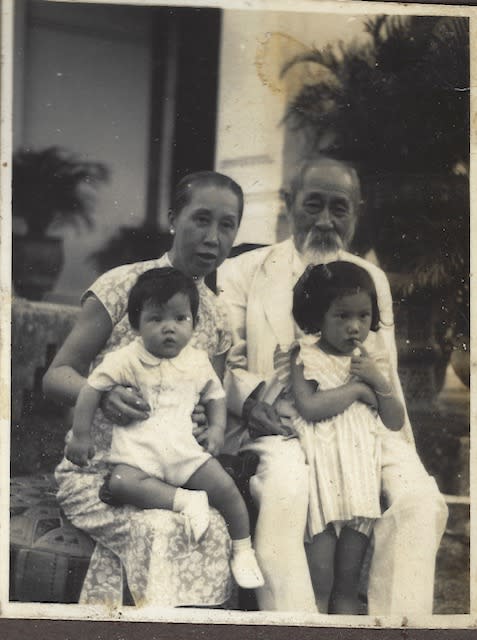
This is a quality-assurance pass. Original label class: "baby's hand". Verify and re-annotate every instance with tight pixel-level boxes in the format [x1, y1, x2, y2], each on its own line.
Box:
[65, 433, 95, 467]
[207, 425, 225, 456]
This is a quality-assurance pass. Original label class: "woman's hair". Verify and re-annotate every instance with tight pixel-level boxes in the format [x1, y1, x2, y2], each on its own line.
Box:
[292, 261, 380, 335]
[172, 171, 244, 221]
[128, 267, 200, 330]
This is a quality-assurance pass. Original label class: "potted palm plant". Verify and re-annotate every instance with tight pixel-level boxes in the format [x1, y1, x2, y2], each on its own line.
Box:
[13, 146, 109, 300]
[281, 15, 470, 405]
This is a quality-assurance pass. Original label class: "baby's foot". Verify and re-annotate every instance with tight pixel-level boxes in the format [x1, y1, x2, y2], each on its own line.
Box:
[230, 548, 264, 589]
[181, 491, 209, 542]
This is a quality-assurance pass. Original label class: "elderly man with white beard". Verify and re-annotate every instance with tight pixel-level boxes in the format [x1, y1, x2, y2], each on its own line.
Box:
[217, 155, 447, 616]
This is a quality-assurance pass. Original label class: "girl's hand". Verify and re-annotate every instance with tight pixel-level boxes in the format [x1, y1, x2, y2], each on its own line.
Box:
[350, 344, 388, 391]
[100, 385, 150, 425]
[65, 432, 95, 467]
[354, 381, 378, 410]
[207, 425, 225, 456]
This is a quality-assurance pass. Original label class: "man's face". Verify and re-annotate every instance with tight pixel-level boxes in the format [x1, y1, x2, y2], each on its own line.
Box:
[288, 161, 357, 259]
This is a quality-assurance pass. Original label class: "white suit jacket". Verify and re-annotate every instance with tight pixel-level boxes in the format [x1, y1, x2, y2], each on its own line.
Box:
[217, 238, 414, 451]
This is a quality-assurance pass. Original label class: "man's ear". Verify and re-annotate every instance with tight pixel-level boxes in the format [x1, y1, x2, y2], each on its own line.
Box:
[280, 188, 293, 213]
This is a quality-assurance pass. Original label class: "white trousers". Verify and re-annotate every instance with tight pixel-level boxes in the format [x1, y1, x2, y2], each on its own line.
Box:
[246, 432, 448, 614]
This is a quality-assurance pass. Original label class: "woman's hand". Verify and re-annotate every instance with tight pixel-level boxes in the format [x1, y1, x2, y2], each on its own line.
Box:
[350, 344, 389, 393]
[243, 397, 295, 439]
[65, 432, 95, 467]
[192, 403, 209, 447]
[100, 385, 150, 425]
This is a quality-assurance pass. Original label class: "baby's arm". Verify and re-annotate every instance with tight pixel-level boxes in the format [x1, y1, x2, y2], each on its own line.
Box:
[66, 383, 102, 466]
[291, 352, 375, 423]
[350, 345, 404, 431]
[205, 397, 227, 456]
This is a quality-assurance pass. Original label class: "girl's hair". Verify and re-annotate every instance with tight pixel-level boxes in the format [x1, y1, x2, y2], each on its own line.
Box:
[172, 171, 244, 221]
[128, 267, 200, 330]
[292, 262, 380, 335]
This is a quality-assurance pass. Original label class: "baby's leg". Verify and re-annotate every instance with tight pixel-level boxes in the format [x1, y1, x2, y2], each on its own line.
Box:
[305, 525, 337, 613]
[108, 463, 177, 509]
[186, 458, 249, 539]
[329, 522, 372, 615]
[186, 458, 264, 589]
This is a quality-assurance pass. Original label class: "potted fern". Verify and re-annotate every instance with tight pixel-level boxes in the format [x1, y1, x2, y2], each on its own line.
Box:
[13, 146, 109, 300]
[281, 14, 470, 403]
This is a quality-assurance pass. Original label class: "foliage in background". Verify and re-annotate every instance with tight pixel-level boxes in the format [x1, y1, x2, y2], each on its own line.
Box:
[282, 14, 470, 358]
[13, 146, 110, 236]
[282, 15, 469, 174]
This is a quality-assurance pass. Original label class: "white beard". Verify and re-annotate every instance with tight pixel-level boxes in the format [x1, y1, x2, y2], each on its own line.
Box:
[300, 229, 344, 266]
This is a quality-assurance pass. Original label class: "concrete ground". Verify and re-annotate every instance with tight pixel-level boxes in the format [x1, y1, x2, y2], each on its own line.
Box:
[430, 366, 470, 614]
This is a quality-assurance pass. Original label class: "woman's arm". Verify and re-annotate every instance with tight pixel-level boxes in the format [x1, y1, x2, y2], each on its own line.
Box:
[42, 296, 112, 405]
[290, 354, 375, 423]
[42, 295, 149, 422]
[212, 352, 226, 381]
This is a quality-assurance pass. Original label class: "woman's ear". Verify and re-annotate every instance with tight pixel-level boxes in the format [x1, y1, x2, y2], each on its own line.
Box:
[168, 209, 176, 232]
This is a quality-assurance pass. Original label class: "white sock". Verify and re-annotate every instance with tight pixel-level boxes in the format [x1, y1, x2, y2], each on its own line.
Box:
[173, 488, 209, 543]
[232, 536, 253, 553]
[172, 487, 195, 513]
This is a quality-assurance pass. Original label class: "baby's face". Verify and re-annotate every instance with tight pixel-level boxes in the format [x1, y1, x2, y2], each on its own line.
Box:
[319, 291, 372, 356]
[138, 293, 194, 358]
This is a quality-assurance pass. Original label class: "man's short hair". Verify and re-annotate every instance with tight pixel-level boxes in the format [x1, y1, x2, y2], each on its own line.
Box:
[286, 156, 362, 212]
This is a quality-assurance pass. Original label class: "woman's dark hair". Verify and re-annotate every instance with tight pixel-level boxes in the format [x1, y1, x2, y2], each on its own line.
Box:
[172, 171, 244, 221]
[292, 261, 380, 335]
[128, 267, 200, 330]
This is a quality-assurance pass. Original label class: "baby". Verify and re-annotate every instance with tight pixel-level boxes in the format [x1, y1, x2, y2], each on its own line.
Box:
[66, 266, 264, 589]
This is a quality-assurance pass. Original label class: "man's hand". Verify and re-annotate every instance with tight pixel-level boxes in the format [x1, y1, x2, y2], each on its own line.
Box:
[65, 432, 95, 467]
[243, 397, 295, 439]
[207, 425, 225, 456]
[100, 385, 150, 425]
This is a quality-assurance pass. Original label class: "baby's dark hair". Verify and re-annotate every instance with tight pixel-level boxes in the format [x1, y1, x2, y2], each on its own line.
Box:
[293, 262, 380, 335]
[128, 267, 200, 330]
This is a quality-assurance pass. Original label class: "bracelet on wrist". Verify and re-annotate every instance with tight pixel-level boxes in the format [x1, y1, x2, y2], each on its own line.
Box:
[375, 386, 393, 398]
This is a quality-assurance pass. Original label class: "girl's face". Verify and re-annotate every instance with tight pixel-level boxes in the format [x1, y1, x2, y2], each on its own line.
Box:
[168, 184, 241, 278]
[138, 293, 194, 359]
[319, 291, 372, 356]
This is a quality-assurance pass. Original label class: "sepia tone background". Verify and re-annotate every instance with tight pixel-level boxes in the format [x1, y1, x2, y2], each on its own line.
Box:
[8, 0, 470, 617]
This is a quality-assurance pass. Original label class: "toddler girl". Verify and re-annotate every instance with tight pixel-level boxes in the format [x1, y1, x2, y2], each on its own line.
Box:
[277, 261, 404, 614]
[66, 267, 264, 590]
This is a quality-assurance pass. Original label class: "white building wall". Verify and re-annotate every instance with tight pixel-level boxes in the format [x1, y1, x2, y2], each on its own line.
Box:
[215, 9, 367, 246]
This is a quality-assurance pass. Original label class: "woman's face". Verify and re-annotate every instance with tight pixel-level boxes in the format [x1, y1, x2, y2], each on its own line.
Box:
[168, 184, 241, 277]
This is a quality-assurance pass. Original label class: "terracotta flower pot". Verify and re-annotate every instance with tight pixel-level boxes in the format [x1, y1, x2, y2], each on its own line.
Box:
[13, 234, 64, 301]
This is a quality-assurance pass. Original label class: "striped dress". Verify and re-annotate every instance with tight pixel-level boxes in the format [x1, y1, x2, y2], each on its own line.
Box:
[281, 337, 384, 541]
